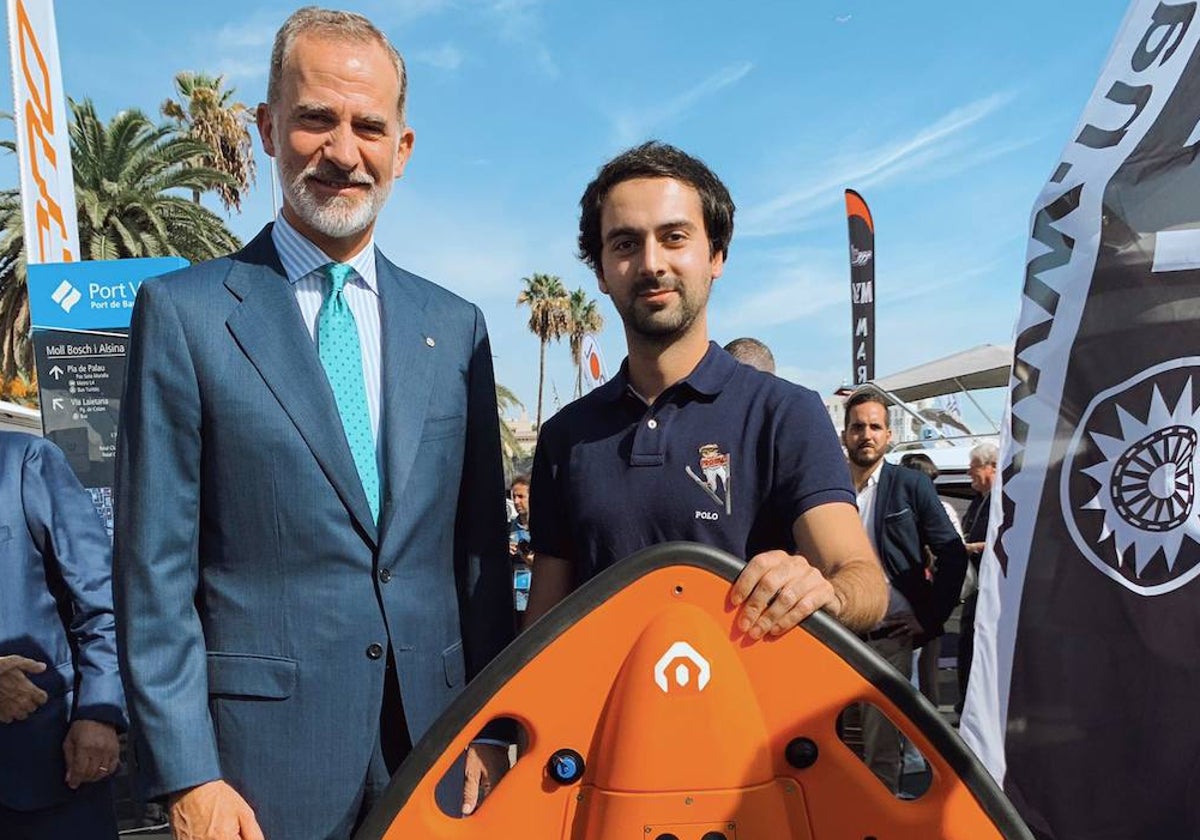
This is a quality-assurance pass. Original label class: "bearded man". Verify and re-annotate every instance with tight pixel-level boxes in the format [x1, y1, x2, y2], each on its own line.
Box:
[113, 8, 513, 839]
[524, 142, 887, 638]
[841, 391, 967, 793]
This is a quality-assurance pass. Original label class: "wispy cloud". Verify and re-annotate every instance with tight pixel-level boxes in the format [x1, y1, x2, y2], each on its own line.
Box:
[612, 61, 754, 146]
[207, 14, 281, 86]
[204, 3, 462, 86]
[411, 43, 465, 71]
[739, 92, 1016, 237]
[715, 241, 1010, 334]
[214, 17, 278, 51]
[485, 0, 558, 77]
[366, 0, 459, 28]
[715, 249, 846, 331]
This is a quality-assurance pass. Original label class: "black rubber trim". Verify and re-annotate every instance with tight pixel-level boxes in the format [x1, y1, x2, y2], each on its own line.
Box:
[355, 541, 1032, 839]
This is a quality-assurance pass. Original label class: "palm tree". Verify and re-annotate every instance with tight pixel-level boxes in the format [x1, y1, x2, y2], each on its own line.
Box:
[516, 272, 569, 430]
[0, 102, 244, 388]
[0, 121, 29, 382]
[71, 99, 241, 263]
[0, 185, 29, 382]
[495, 382, 524, 478]
[567, 287, 604, 398]
[161, 72, 256, 212]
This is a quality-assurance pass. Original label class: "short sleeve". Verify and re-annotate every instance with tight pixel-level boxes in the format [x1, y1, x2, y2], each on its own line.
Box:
[529, 420, 573, 562]
[770, 389, 856, 519]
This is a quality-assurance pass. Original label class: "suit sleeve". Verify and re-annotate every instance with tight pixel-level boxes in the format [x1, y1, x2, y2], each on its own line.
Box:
[913, 474, 968, 632]
[454, 306, 515, 682]
[114, 281, 222, 798]
[21, 439, 126, 730]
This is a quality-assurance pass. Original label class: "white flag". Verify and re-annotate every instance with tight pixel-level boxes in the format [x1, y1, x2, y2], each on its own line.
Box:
[581, 334, 607, 392]
[7, 0, 79, 264]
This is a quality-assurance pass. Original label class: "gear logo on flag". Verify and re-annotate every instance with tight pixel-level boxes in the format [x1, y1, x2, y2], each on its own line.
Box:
[1062, 361, 1200, 595]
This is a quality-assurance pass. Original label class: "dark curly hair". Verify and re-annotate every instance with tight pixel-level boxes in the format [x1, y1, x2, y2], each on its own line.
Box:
[577, 141, 734, 274]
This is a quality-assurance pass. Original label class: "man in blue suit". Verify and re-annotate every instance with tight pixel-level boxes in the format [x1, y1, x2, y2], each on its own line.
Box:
[842, 392, 967, 792]
[0, 432, 126, 839]
[114, 8, 513, 840]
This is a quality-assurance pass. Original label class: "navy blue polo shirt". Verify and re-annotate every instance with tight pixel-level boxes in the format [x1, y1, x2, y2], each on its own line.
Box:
[529, 342, 855, 583]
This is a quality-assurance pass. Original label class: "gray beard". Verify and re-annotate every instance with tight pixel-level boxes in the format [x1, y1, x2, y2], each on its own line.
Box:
[278, 161, 391, 240]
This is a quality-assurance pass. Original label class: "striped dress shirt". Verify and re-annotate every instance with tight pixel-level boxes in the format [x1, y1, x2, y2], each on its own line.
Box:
[271, 214, 383, 442]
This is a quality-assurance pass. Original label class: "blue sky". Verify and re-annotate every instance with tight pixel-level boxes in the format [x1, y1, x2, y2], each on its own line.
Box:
[3, 0, 1132, 422]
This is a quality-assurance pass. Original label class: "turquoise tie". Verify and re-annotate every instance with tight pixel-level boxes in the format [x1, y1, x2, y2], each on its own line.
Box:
[318, 262, 380, 523]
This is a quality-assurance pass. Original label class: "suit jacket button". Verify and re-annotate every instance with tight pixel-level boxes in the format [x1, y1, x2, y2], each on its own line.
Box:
[379, 568, 392, 583]
[366, 643, 384, 660]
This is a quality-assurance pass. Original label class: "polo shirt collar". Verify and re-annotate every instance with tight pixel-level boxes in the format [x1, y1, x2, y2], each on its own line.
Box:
[603, 341, 738, 403]
[271, 212, 379, 295]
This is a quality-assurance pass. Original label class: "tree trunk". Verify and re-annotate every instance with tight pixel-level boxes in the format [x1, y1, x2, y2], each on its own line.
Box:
[536, 337, 547, 430]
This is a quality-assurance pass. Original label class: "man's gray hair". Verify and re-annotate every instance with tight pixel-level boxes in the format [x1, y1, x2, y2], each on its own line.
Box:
[970, 441, 999, 466]
[267, 6, 408, 124]
[724, 337, 776, 374]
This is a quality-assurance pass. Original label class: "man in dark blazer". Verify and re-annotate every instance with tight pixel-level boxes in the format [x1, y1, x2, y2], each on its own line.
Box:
[114, 9, 513, 840]
[0, 432, 126, 839]
[842, 392, 967, 792]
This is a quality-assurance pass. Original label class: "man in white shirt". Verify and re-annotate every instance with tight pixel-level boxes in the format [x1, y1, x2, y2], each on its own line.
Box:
[842, 392, 967, 792]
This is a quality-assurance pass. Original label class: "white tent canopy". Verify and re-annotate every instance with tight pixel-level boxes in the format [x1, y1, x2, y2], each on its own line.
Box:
[867, 343, 1013, 402]
[0, 399, 41, 434]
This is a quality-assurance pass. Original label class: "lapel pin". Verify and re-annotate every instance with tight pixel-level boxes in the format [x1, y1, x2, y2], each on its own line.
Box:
[425, 336, 436, 347]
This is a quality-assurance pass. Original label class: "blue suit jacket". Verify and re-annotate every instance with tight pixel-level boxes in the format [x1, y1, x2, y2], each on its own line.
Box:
[872, 461, 968, 639]
[113, 227, 513, 838]
[0, 432, 126, 811]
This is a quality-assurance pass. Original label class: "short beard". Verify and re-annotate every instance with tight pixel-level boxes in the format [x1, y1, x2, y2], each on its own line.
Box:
[621, 277, 708, 341]
[847, 446, 885, 469]
[278, 158, 391, 240]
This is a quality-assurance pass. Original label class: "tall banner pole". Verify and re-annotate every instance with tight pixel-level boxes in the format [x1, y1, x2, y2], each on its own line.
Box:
[7, 0, 79, 265]
[845, 189, 875, 384]
[961, 2, 1200, 837]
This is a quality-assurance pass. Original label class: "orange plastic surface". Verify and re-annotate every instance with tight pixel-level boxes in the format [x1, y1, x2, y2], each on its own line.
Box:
[845, 188, 874, 231]
[371, 561, 1013, 839]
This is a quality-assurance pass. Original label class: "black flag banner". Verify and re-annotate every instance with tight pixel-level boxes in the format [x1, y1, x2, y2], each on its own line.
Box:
[961, 2, 1200, 838]
[845, 189, 875, 384]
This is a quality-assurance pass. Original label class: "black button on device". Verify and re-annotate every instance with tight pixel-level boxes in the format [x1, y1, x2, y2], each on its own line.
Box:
[785, 736, 819, 769]
[379, 568, 392, 583]
[366, 643, 384, 660]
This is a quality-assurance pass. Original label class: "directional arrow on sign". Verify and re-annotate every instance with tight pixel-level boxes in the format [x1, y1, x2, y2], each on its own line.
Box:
[52, 398, 65, 411]
[49, 365, 64, 380]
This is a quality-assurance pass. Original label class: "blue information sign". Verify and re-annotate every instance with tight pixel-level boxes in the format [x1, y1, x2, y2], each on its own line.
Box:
[27, 257, 189, 534]
[28, 256, 187, 331]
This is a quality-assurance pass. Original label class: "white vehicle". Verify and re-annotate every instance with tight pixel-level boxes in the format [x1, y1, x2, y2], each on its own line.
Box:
[844, 343, 1010, 499]
[0, 398, 41, 435]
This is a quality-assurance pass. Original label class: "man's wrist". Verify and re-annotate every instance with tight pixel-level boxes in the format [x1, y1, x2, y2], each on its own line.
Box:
[828, 577, 848, 617]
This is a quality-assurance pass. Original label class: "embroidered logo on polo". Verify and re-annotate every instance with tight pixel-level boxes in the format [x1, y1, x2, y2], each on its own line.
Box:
[1062, 363, 1200, 595]
[686, 443, 732, 515]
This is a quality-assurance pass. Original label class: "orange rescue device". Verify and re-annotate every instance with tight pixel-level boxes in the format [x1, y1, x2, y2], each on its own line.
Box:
[357, 543, 1031, 839]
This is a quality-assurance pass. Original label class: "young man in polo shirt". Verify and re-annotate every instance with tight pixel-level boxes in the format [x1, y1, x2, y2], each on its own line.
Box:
[525, 142, 887, 637]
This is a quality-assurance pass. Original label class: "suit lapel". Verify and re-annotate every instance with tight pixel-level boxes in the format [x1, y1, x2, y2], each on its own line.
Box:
[874, 460, 895, 552]
[223, 227, 378, 545]
[376, 255, 436, 545]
